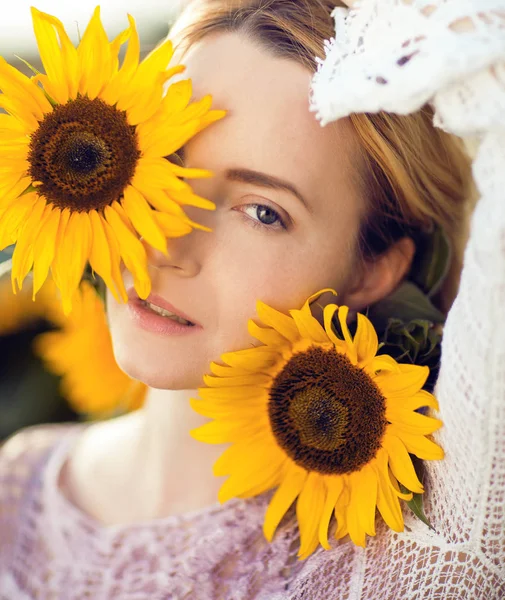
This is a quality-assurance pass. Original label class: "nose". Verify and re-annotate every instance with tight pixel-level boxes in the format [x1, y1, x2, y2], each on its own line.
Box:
[144, 226, 207, 278]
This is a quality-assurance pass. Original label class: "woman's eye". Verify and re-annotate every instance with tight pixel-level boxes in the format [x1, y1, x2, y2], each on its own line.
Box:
[241, 204, 286, 229]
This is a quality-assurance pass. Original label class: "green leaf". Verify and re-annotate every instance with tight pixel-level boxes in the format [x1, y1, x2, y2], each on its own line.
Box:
[410, 224, 452, 298]
[19, 183, 39, 197]
[367, 281, 445, 333]
[400, 484, 436, 531]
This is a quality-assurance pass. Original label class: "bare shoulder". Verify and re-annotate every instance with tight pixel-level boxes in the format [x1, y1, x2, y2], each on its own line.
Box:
[0, 423, 78, 487]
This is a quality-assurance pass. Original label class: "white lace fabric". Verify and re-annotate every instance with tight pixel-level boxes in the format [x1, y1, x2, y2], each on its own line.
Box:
[1, 0, 505, 598]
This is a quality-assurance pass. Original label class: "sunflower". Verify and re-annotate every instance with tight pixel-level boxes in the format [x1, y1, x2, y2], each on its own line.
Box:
[32, 279, 146, 415]
[191, 289, 444, 559]
[0, 7, 225, 313]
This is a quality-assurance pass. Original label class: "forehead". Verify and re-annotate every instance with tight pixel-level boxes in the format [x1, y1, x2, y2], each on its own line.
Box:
[179, 32, 362, 216]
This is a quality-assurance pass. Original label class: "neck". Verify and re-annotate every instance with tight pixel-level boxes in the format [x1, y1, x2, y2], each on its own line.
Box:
[67, 386, 229, 525]
[135, 386, 228, 517]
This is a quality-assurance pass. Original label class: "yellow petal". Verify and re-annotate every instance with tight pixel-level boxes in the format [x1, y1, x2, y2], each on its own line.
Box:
[133, 160, 215, 211]
[0, 95, 39, 132]
[31, 9, 79, 99]
[158, 78, 192, 117]
[88, 210, 127, 303]
[368, 354, 401, 375]
[101, 216, 129, 303]
[11, 196, 47, 290]
[0, 176, 33, 211]
[32, 206, 61, 297]
[134, 157, 195, 193]
[345, 467, 377, 547]
[48, 207, 71, 288]
[217, 445, 285, 503]
[163, 94, 214, 127]
[220, 347, 281, 372]
[0, 57, 52, 119]
[318, 476, 344, 550]
[175, 192, 215, 211]
[263, 464, 307, 541]
[131, 183, 184, 216]
[300, 288, 338, 316]
[382, 434, 424, 493]
[354, 313, 379, 367]
[354, 464, 378, 538]
[212, 432, 276, 476]
[190, 396, 267, 419]
[375, 365, 429, 399]
[256, 301, 299, 343]
[0, 192, 38, 249]
[208, 361, 252, 378]
[388, 465, 414, 501]
[139, 121, 201, 158]
[121, 186, 167, 254]
[190, 416, 269, 444]
[248, 319, 290, 348]
[237, 467, 284, 499]
[334, 482, 350, 539]
[128, 37, 174, 93]
[0, 113, 25, 133]
[135, 78, 194, 140]
[386, 404, 442, 435]
[116, 37, 175, 120]
[388, 425, 444, 461]
[388, 389, 439, 412]
[374, 451, 404, 532]
[337, 305, 357, 364]
[323, 304, 347, 352]
[52, 211, 92, 313]
[297, 472, 327, 559]
[105, 204, 150, 300]
[198, 385, 268, 402]
[30, 7, 68, 103]
[162, 162, 213, 180]
[289, 309, 329, 344]
[78, 7, 112, 99]
[192, 109, 227, 136]
[151, 212, 193, 238]
[100, 15, 139, 105]
[203, 373, 272, 388]
[124, 69, 185, 126]
[109, 27, 131, 74]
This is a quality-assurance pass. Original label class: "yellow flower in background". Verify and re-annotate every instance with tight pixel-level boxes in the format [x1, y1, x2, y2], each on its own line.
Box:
[191, 290, 444, 559]
[0, 265, 54, 334]
[0, 7, 225, 313]
[34, 279, 146, 415]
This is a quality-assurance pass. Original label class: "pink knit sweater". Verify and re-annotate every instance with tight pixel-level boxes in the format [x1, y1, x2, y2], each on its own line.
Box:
[1, 1, 505, 598]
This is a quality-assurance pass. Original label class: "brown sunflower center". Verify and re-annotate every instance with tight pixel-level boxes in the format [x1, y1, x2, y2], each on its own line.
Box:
[269, 346, 387, 475]
[28, 96, 140, 212]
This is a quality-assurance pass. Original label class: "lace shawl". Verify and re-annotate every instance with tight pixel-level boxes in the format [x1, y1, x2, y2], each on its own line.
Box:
[1, 0, 504, 597]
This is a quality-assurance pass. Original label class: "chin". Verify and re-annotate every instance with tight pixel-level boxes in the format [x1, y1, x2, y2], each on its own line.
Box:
[112, 346, 206, 390]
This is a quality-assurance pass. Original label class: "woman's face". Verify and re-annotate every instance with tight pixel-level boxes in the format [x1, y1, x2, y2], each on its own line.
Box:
[107, 32, 365, 389]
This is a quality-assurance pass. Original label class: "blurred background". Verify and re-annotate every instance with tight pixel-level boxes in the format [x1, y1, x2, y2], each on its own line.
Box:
[0, 0, 186, 440]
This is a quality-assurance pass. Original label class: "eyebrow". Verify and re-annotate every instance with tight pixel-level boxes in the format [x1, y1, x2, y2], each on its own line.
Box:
[225, 168, 311, 211]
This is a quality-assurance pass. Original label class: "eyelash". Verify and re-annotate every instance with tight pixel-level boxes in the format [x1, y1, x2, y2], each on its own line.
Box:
[239, 203, 287, 231]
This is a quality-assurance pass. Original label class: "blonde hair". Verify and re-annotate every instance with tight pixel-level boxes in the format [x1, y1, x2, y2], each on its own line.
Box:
[172, 0, 474, 315]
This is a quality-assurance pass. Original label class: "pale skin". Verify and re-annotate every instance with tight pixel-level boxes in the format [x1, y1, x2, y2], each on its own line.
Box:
[61, 31, 415, 525]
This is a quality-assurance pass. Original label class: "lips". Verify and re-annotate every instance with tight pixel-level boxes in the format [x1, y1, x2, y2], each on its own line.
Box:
[126, 288, 200, 327]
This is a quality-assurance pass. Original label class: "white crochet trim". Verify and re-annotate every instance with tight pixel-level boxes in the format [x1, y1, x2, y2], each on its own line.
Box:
[311, 0, 505, 133]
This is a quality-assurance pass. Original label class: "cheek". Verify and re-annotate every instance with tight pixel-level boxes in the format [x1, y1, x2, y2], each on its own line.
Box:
[209, 231, 352, 351]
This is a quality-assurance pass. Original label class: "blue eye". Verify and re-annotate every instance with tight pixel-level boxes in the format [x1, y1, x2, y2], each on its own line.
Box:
[242, 204, 286, 230]
[256, 205, 279, 225]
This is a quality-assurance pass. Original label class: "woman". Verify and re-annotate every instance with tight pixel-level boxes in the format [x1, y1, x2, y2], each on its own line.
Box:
[0, 0, 503, 598]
